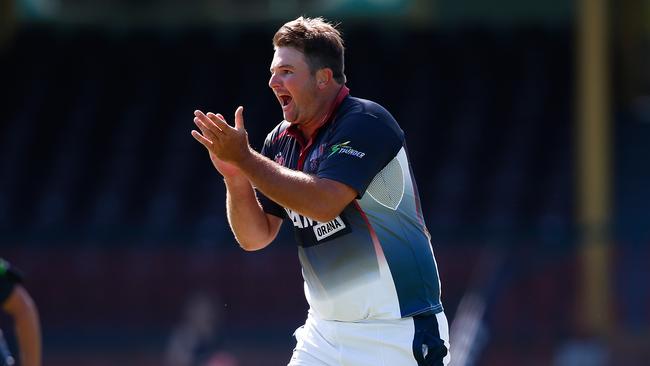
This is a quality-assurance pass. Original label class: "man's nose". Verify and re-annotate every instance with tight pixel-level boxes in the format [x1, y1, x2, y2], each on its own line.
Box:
[268, 74, 279, 89]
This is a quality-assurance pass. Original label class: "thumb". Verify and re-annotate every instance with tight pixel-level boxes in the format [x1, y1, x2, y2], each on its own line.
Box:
[234, 106, 245, 130]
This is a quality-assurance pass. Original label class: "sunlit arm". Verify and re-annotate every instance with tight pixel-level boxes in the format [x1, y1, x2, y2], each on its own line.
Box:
[224, 175, 283, 251]
[236, 149, 357, 223]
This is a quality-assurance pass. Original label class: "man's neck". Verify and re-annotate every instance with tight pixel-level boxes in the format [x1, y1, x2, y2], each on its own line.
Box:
[298, 85, 346, 141]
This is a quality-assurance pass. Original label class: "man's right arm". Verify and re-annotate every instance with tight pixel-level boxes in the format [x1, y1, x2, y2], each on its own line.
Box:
[224, 175, 283, 251]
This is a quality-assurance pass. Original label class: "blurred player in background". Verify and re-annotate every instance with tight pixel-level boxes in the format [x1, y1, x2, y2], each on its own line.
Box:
[192, 16, 449, 365]
[164, 291, 238, 366]
[0, 258, 41, 366]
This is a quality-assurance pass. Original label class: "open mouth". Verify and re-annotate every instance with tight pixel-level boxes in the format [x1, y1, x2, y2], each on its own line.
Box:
[279, 95, 292, 108]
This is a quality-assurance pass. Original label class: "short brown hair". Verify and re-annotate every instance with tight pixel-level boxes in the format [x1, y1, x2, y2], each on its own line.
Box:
[273, 16, 346, 84]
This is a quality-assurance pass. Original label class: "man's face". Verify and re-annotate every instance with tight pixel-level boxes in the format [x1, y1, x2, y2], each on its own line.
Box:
[268, 46, 319, 125]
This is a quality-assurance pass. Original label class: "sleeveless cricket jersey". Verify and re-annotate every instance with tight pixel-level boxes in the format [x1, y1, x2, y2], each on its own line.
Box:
[259, 87, 443, 321]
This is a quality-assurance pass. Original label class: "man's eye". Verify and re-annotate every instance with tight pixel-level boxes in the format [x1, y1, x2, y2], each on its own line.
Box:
[282, 70, 292, 74]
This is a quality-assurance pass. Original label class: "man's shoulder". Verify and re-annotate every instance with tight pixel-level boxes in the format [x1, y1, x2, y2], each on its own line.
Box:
[341, 96, 387, 115]
[335, 96, 403, 138]
[264, 120, 292, 143]
[339, 97, 397, 125]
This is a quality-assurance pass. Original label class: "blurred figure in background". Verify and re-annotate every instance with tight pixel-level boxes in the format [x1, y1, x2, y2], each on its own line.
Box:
[164, 291, 238, 366]
[0, 258, 41, 366]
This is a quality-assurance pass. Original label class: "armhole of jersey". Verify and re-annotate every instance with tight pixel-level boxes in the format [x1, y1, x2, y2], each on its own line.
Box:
[365, 147, 407, 210]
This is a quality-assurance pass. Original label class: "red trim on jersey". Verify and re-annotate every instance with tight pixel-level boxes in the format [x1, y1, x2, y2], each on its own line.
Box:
[353, 201, 386, 262]
[272, 128, 290, 144]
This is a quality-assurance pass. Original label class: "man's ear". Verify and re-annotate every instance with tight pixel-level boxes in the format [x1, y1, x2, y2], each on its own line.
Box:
[316, 68, 334, 89]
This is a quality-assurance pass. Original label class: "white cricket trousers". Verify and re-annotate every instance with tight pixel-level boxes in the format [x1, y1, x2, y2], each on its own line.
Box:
[288, 310, 450, 366]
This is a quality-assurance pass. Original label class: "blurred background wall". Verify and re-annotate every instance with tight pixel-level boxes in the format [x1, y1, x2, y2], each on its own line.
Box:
[0, 0, 649, 365]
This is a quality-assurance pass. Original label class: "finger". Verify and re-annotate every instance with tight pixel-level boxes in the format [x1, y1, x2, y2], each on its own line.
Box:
[207, 112, 232, 131]
[234, 106, 244, 131]
[216, 113, 232, 129]
[194, 110, 223, 133]
[194, 117, 219, 143]
[191, 130, 213, 149]
[193, 117, 208, 133]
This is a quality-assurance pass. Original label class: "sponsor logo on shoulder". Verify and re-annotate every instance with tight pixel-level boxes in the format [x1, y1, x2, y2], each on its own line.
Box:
[328, 141, 365, 158]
